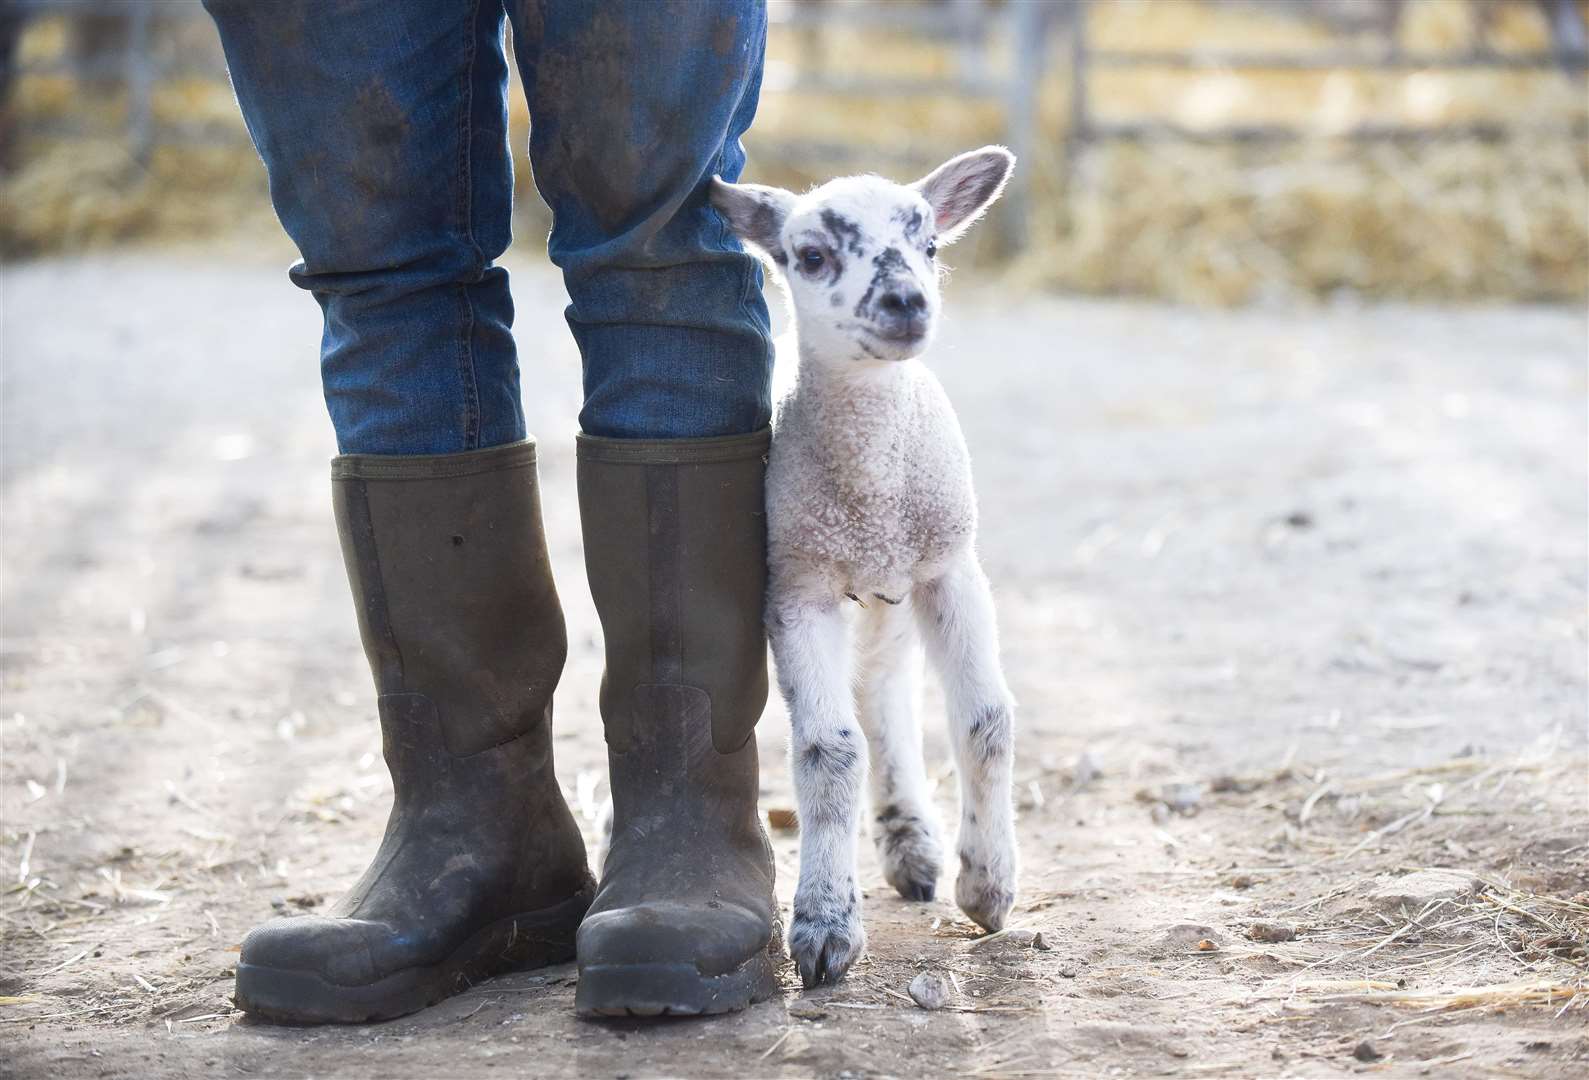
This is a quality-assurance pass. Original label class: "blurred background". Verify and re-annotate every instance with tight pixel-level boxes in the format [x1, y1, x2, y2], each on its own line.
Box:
[2, 0, 1586, 305]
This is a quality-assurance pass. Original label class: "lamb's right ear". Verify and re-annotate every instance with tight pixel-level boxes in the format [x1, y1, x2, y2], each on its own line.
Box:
[710, 177, 797, 266]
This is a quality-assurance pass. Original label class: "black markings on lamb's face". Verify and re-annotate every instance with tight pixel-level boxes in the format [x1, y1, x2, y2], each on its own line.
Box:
[893, 205, 927, 244]
[853, 246, 912, 320]
[792, 231, 843, 285]
[873, 246, 909, 275]
[820, 209, 865, 257]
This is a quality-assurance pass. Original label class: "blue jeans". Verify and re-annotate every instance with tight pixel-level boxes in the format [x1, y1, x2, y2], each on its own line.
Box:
[204, 0, 773, 453]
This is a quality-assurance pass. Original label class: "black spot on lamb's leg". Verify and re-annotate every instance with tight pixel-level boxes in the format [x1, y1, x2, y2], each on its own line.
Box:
[872, 592, 902, 605]
[968, 703, 1012, 765]
[844, 591, 867, 606]
[801, 734, 860, 775]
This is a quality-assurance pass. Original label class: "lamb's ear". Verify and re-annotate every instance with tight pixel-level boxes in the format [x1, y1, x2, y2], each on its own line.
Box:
[910, 146, 1015, 243]
[709, 177, 797, 266]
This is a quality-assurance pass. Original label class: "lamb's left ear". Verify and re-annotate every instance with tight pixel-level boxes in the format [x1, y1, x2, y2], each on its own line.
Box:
[911, 146, 1016, 243]
[710, 177, 798, 265]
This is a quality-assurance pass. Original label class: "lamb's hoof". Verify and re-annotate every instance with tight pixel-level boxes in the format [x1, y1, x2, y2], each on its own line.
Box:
[956, 857, 1016, 933]
[876, 811, 943, 903]
[788, 900, 866, 988]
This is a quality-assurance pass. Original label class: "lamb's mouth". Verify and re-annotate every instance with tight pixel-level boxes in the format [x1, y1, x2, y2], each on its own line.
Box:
[854, 325, 924, 359]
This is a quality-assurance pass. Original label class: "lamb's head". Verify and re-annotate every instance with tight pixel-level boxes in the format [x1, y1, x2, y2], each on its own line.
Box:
[711, 146, 1014, 367]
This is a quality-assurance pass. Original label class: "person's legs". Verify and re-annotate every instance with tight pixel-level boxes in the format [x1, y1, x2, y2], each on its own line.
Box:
[204, 0, 594, 1024]
[506, 1, 781, 1016]
[207, 0, 523, 454]
[510, 0, 774, 439]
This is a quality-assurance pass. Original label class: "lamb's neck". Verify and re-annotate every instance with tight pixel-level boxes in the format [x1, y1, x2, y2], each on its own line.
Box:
[793, 336, 916, 405]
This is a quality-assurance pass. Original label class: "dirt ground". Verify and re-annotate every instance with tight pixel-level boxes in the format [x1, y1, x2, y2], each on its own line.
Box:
[2, 248, 1586, 1078]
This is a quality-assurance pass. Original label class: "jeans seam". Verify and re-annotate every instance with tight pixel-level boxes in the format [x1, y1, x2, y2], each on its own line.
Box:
[455, 0, 486, 450]
[726, 20, 773, 422]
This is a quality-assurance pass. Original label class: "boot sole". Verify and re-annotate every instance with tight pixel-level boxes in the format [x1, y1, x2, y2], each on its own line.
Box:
[235, 886, 595, 1025]
[575, 949, 781, 1018]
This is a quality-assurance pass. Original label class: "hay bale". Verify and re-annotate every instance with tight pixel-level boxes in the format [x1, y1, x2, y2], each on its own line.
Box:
[1016, 136, 1588, 306]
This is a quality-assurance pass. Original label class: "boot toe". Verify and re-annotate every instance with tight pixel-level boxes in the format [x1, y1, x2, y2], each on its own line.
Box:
[577, 900, 772, 977]
[240, 915, 385, 986]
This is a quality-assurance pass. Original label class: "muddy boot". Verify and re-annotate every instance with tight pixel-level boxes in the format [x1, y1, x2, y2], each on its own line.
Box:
[573, 430, 782, 1016]
[234, 441, 597, 1024]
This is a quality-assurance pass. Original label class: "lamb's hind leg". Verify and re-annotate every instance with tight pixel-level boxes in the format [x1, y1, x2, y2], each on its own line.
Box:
[769, 573, 867, 987]
[915, 550, 1018, 932]
[854, 598, 943, 902]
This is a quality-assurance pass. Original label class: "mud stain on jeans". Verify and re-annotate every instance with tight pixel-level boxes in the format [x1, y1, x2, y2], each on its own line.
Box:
[348, 79, 411, 208]
[531, 9, 641, 235]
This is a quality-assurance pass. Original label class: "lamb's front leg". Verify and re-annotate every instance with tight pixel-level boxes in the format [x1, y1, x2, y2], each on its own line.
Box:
[769, 576, 867, 987]
[854, 598, 943, 901]
[915, 550, 1019, 932]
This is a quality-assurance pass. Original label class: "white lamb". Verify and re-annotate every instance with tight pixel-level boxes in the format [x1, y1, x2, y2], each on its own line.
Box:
[711, 147, 1019, 987]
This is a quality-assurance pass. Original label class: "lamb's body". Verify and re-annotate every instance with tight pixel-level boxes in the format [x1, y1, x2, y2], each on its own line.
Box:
[769, 359, 975, 604]
[711, 146, 1020, 988]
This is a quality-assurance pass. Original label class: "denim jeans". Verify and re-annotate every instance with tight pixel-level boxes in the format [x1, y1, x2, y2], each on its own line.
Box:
[204, 0, 773, 453]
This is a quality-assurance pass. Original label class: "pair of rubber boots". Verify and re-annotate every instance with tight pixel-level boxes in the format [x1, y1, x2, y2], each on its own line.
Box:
[233, 431, 780, 1022]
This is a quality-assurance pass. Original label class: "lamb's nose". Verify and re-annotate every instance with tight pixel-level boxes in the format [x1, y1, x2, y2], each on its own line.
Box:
[878, 288, 926, 316]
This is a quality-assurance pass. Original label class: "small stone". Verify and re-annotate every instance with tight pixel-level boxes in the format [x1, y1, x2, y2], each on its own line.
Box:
[1057, 962, 1080, 978]
[1369, 869, 1479, 914]
[766, 807, 798, 832]
[1211, 774, 1262, 794]
[1150, 803, 1171, 825]
[908, 971, 952, 1010]
[1031, 931, 1051, 951]
[1231, 874, 1256, 890]
[1247, 921, 1298, 943]
[1071, 751, 1101, 788]
[1156, 924, 1225, 952]
[788, 1002, 828, 1021]
[1353, 1040, 1382, 1062]
[1196, 938, 1218, 952]
[1161, 782, 1203, 816]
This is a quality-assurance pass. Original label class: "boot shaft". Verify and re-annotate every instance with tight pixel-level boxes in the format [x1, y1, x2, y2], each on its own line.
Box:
[575, 430, 771, 756]
[332, 440, 568, 757]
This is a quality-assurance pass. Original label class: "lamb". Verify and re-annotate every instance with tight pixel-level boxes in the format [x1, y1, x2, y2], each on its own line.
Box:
[710, 147, 1020, 988]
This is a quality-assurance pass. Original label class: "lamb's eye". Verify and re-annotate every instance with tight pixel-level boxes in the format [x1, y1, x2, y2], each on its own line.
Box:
[798, 247, 825, 272]
[925, 239, 938, 259]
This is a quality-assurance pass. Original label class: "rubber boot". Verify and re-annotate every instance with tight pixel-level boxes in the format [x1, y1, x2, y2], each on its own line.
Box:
[573, 430, 782, 1016]
[234, 440, 597, 1024]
